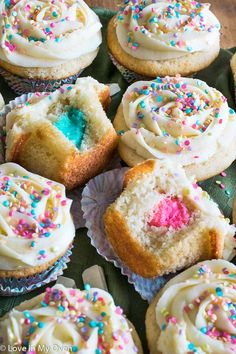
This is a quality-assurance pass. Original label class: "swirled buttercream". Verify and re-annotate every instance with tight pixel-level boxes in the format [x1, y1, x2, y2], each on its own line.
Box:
[119, 77, 236, 166]
[0, 163, 75, 271]
[116, 0, 220, 60]
[0, 0, 102, 67]
[155, 260, 236, 354]
[0, 284, 138, 353]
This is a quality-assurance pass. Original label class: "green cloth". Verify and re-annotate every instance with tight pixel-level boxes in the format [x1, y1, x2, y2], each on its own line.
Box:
[0, 8, 235, 353]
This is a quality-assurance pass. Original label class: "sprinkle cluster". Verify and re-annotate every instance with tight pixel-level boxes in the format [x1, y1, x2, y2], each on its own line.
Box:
[0, 169, 67, 259]
[117, 0, 220, 52]
[13, 285, 137, 354]
[160, 264, 236, 353]
[1, 0, 86, 53]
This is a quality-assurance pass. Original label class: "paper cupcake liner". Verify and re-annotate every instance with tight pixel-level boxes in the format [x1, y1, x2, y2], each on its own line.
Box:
[0, 92, 123, 230]
[81, 168, 172, 303]
[0, 246, 73, 296]
[108, 52, 151, 84]
[0, 67, 83, 95]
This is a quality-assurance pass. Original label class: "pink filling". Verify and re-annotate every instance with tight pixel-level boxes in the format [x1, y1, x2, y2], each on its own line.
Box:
[148, 197, 191, 230]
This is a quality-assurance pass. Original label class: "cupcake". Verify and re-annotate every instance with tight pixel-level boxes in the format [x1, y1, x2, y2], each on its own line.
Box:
[146, 259, 236, 354]
[107, 0, 221, 82]
[5, 77, 118, 190]
[0, 163, 75, 293]
[0, 0, 102, 94]
[113, 76, 236, 181]
[0, 284, 143, 353]
[104, 159, 236, 278]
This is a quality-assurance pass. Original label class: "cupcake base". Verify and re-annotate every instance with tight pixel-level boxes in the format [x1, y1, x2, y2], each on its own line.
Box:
[0, 247, 72, 296]
[0, 67, 83, 95]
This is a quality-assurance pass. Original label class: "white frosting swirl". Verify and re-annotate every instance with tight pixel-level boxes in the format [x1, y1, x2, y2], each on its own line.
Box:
[119, 77, 236, 166]
[116, 0, 220, 60]
[0, 0, 102, 67]
[0, 163, 75, 271]
[155, 260, 236, 354]
[0, 284, 138, 354]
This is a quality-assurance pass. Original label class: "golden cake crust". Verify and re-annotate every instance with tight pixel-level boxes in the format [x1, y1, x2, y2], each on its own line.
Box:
[0, 247, 70, 279]
[104, 160, 224, 278]
[107, 16, 220, 78]
[0, 51, 98, 80]
[233, 198, 236, 225]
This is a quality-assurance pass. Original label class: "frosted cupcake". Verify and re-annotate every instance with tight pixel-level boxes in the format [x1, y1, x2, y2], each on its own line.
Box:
[107, 0, 220, 82]
[0, 0, 102, 94]
[0, 163, 75, 293]
[0, 284, 143, 353]
[114, 76, 236, 181]
[146, 260, 236, 354]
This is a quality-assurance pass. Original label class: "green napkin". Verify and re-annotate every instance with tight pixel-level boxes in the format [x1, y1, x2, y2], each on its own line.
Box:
[0, 8, 235, 353]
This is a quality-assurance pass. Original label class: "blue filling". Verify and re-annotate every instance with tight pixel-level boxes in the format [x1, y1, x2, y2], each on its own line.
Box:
[53, 107, 87, 149]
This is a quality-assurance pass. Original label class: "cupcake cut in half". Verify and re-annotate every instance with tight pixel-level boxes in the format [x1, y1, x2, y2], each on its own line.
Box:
[0, 163, 75, 279]
[107, 0, 220, 81]
[5, 77, 118, 190]
[146, 259, 236, 354]
[104, 159, 236, 278]
[0, 284, 143, 353]
[114, 76, 236, 181]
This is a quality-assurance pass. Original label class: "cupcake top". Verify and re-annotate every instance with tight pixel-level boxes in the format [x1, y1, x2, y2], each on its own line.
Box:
[0, 284, 138, 353]
[116, 0, 220, 60]
[118, 76, 236, 166]
[0, 163, 75, 271]
[0, 0, 102, 67]
[155, 260, 236, 354]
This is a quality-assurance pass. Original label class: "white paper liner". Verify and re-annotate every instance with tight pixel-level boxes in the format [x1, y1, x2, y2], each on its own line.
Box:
[0, 246, 72, 296]
[0, 67, 84, 95]
[0, 90, 122, 229]
[109, 52, 151, 84]
[81, 168, 172, 303]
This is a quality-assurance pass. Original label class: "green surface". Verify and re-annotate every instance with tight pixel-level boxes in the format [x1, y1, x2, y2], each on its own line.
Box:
[0, 8, 235, 353]
[53, 107, 87, 149]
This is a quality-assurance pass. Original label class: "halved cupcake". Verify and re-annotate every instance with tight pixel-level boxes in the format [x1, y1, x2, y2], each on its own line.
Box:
[5, 77, 118, 190]
[104, 159, 236, 278]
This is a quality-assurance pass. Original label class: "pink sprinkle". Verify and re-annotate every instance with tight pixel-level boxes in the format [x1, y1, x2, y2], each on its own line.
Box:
[112, 334, 119, 341]
[220, 183, 225, 189]
[220, 172, 227, 177]
[61, 200, 67, 206]
[23, 29, 30, 36]
[56, 194, 61, 199]
[115, 306, 123, 315]
[184, 140, 190, 146]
